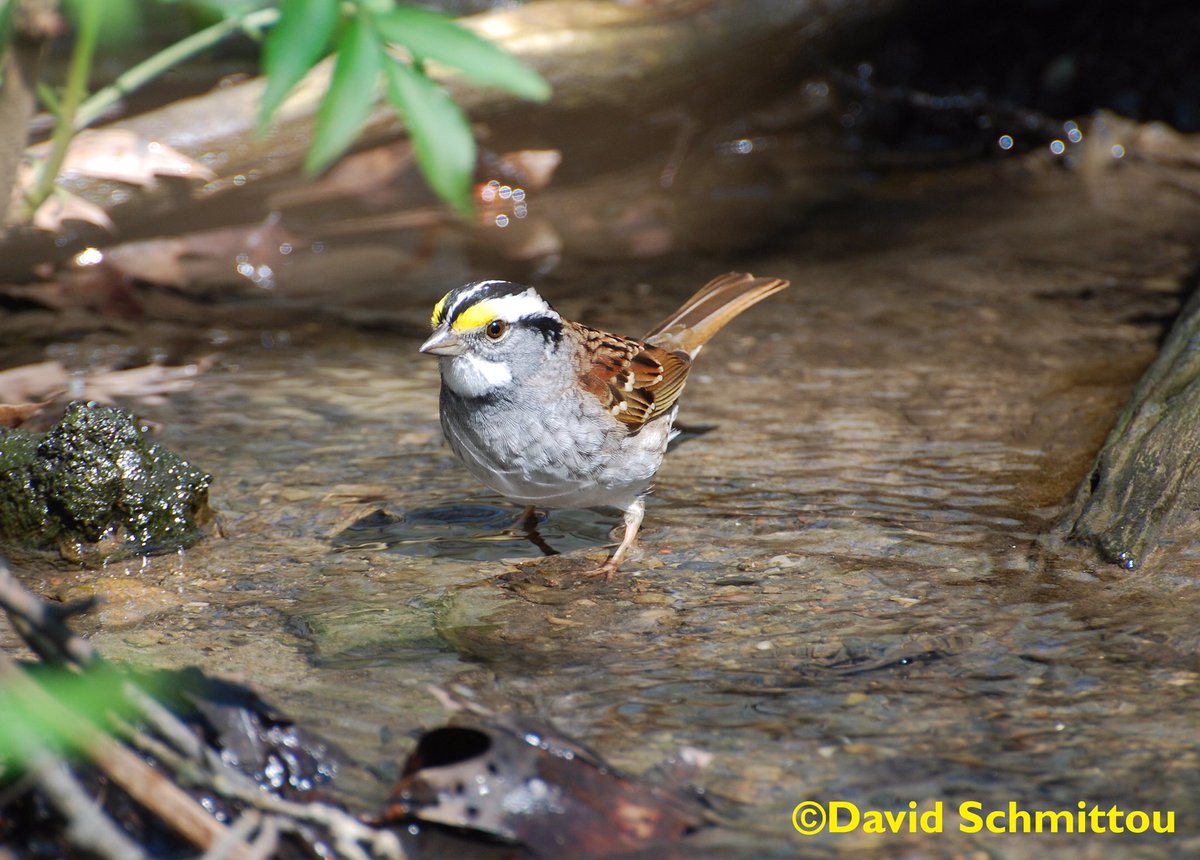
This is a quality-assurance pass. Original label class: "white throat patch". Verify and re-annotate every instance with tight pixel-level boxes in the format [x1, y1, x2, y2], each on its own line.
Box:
[441, 352, 513, 397]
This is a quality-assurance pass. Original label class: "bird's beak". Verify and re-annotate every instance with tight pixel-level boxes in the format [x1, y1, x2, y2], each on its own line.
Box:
[419, 328, 466, 356]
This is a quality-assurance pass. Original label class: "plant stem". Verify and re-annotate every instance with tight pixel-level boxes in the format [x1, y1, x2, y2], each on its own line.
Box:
[23, 6, 281, 216]
[26, 0, 101, 211]
[75, 7, 280, 130]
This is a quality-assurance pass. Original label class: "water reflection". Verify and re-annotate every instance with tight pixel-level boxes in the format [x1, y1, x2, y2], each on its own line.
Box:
[5, 159, 1200, 855]
[331, 501, 615, 560]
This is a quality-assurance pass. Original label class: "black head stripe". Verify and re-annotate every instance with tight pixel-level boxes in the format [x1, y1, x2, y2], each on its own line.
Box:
[440, 280, 532, 327]
[518, 314, 563, 345]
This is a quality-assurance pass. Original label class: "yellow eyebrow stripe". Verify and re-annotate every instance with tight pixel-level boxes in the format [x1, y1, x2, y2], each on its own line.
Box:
[431, 291, 452, 327]
[451, 301, 498, 332]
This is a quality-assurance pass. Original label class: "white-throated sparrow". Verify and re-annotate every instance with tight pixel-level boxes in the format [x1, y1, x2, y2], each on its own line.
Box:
[419, 272, 789, 577]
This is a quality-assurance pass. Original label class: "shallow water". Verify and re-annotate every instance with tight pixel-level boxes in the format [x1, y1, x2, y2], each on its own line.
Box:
[7, 158, 1200, 856]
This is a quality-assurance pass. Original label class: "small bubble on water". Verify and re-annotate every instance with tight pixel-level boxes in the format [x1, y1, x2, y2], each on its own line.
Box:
[74, 247, 104, 266]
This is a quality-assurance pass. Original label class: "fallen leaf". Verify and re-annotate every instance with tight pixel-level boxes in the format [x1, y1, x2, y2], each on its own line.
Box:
[0, 400, 53, 428]
[31, 188, 116, 233]
[27, 129, 217, 187]
[0, 361, 70, 403]
[0, 358, 213, 406]
[83, 359, 213, 404]
[101, 213, 297, 291]
[490, 149, 562, 189]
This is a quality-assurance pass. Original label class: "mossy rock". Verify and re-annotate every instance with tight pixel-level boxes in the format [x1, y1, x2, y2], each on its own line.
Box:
[0, 402, 213, 562]
[1059, 286, 1200, 570]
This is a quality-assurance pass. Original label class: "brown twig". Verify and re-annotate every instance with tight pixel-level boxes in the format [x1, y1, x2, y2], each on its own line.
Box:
[0, 558, 406, 858]
[22, 745, 147, 860]
[0, 557, 97, 666]
[0, 648, 257, 858]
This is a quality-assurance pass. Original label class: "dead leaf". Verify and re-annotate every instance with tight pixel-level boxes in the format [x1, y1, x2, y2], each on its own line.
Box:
[28, 129, 217, 187]
[0, 361, 69, 403]
[490, 149, 562, 189]
[0, 358, 213, 406]
[31, 188, 116, 233]
[101, 213, 297, 291]
[0, 400, 53, 428]
[83, 359, 214, 404]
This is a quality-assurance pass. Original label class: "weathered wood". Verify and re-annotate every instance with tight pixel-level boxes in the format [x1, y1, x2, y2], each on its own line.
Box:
[0, 45, 39, 222]
[1059, 283, 1200, 569]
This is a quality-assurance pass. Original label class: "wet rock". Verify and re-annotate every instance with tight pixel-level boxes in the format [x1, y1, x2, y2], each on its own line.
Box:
[0, 401, 213, 561]
[59, 576, 179, 629]
[1059, 284, 1200, 570]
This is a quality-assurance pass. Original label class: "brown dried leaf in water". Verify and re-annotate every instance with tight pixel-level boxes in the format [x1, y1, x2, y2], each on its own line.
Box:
[0, 361, 69, 403]
[95, 238, 191, 287]
[0, 359, 212, 406]
[31, 189, 116, 233]
[83, 359, 212, 404]
[382, 718, 710, 855]
[0, 281, 75, 311]
[0, 399, 52, 428]
[28, 129, 217, 187]
[101, 214, 296, 292]
[269, 141, 415, 209]
[489, 149, 562, 190]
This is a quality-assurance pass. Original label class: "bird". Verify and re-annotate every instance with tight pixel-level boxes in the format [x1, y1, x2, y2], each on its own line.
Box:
[419, 271, 790, 577]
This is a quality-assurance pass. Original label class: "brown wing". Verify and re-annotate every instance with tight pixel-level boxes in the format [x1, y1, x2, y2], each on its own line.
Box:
[575, 324, 691, 432]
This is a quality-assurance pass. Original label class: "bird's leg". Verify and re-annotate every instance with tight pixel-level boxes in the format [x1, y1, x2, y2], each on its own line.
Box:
[599, 497, 645, 580]
[510, 505, 559, 556]
[514, 505, 539, 530]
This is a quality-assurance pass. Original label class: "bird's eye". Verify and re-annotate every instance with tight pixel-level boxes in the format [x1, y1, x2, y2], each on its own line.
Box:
[485, 319, 508, 340]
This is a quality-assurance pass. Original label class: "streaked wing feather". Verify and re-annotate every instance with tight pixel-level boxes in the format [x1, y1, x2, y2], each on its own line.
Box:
[577, 325, 691, 431]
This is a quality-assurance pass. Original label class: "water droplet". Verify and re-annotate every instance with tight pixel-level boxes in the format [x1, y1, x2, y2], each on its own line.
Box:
[1049, 140, 1066, 155]
[74, 247, 104, 266]
[1111, 144, 1126, 159]
[494, 214, 510, 228]
[998, 134, 1014, 151]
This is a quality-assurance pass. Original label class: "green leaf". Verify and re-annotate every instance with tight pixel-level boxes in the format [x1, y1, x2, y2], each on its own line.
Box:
[185, 0, 268, 28]
[0, 667, 154, 764]
[305, 12, 382, 176]
[0, 0, 13, 72]
[259, 0, 339, 128]
[63, 0, 144, 52]
[384, 57, 475, 216]
[373, 6, 550, 103]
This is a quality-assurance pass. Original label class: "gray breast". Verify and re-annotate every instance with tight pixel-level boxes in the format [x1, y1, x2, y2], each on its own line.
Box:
[438, 385, 672, 510]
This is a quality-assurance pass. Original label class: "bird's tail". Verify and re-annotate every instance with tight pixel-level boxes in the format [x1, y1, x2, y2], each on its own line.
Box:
[643, 272, 790, 357]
